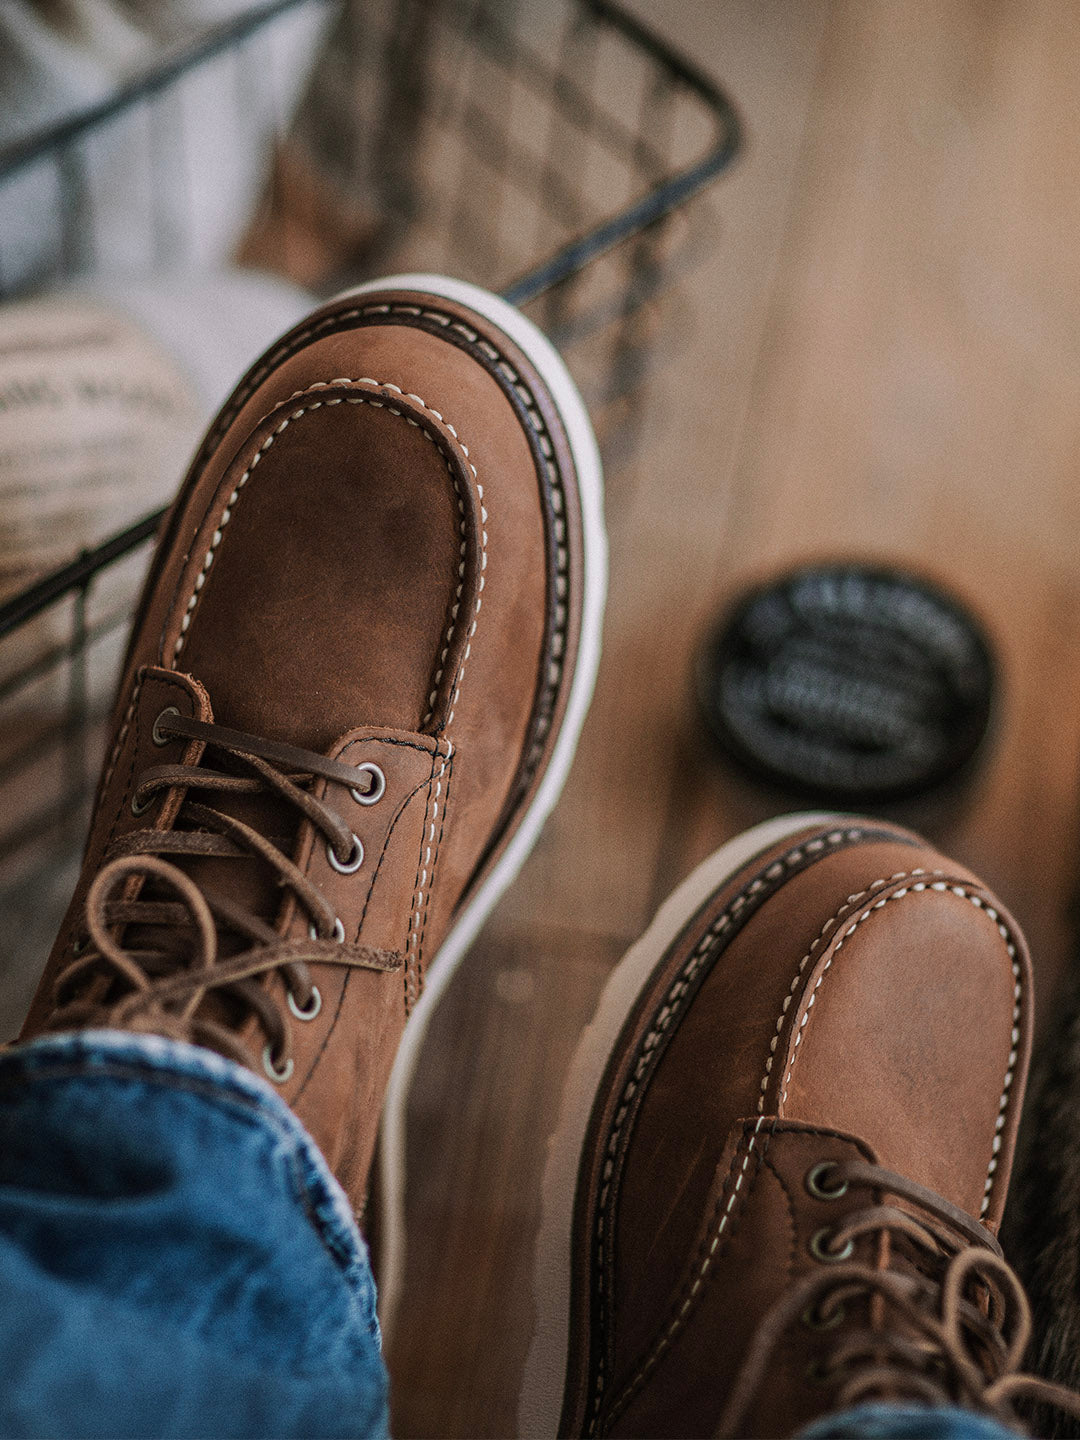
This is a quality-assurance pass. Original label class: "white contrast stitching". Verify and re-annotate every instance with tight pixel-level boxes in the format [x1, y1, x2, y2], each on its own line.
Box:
[100, 671, 145, 799]
[588, 841, 1024, 1430]
[185, 300, 569, 778]
[586, 1117, 767, 1435]
[757, 869, 941, 1115]
[404, 745, 451, 1012]
[586, 826, 866, 1431]
[777, 880, 1023, 1219]
[170, 384, 484, 736]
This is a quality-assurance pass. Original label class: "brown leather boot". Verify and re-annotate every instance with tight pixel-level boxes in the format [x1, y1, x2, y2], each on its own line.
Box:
[20, 273, 605, 1322]
[521, 814, 1078, 1438]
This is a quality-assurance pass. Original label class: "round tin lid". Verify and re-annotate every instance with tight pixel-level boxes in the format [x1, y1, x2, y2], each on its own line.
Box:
[697, 564, 996, 803]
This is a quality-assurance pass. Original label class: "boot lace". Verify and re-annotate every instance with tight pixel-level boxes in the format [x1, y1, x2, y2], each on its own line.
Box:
[718, 1157, 1080, 1437]
[45, 709, 401, 1075]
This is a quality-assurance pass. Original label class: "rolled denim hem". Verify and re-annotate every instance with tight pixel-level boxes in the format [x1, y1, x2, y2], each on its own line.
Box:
[0, 1027, 372, 1298]
[0, 1028, 388, 1438]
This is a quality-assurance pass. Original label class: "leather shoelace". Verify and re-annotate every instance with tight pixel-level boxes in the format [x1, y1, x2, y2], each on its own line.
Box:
[44, 710, 402, 1073]
[717, 1158, 1080, 1438]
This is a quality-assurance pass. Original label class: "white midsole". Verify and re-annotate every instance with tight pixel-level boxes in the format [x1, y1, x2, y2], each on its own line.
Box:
[332, 274, 608, 1340]
[517, 811, 845, 1438]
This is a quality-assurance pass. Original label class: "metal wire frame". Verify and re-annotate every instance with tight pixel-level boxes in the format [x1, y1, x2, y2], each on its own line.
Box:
[0, 0, 739, 1017]
[0, 0, 737, 639]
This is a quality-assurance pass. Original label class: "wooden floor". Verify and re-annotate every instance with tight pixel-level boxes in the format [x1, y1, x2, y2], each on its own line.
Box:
[387, 2, 1080, 1433]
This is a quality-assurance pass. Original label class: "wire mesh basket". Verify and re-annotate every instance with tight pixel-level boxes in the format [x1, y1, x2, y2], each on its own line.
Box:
[0, 0, 739, 1033]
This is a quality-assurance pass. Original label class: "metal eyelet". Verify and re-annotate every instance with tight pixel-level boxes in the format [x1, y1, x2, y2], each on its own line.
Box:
[308, 918, 346, 943]
[152, 706, 181, 746]
[288, 986, 323, 1021]
[327, 833, 363, 874]
[71, 934, 87, 957]
[809, 1227, 855, 1263]
[262, 1045, 294, 1084]
[802, 1300, 845, 1331]
[805, 1162, 849, 1200]
[130, 789, 154, 817]
[350, 762, 386, 806]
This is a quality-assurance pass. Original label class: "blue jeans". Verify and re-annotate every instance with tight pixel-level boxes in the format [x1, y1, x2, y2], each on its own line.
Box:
[0, 1031, 387, 1439]
[0, 1031, 1016, 1440]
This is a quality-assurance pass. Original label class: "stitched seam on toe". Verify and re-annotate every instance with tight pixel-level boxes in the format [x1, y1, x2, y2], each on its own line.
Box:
[758, 868, 944, 1118]
[168, 386, 477, 718]
[180, 302, 570, 778]
[584, 827, 875, 1434]
[778, 881, 1023, 1218]
[301, 380, 487, 730]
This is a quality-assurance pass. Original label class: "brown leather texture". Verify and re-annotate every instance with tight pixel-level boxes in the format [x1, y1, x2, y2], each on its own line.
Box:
[558, 819, 1034, 1438]
[23, 286, 588, 1208]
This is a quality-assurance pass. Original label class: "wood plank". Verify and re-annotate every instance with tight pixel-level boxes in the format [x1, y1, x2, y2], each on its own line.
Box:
[686, 0, 1080, 1021]
[387, 4, 830, 1432]
[390, 2, 1080, 1432]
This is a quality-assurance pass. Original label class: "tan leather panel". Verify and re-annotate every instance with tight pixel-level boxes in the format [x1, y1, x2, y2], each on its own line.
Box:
[23, 284, 588, 1228]
[177, 395, 466, 748]
[562, 820, 1036, 1438]
[608, 1125, 877, 1440]
[780, 877, 1026, 1220]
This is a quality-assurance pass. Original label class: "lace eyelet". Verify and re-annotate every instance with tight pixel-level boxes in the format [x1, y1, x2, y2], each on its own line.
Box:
[262, 1045, 294, 1084]
[308, 918, 346, 943]
[288, 986, 322, 1021]
[805, 1162, 849, 1200]
[327, 834, 363, 874]
[152, 706, 181, 747]
[350, 762, 385, 806]
[801, 1300, 845, 1331]
[71, 934, 87, 956]
[130, 789, 154, 817]
[809, 1227, 855, 1263]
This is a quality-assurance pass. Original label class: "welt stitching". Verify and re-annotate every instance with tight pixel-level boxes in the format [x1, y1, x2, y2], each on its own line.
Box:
[601, 1122, 757, 1428]
[599, 1119, 774, 1433]
[180, 301, 569, 785]
[757, 868, 945, 1116]
[779, 880, 1023, 1218]
[593, 827, 867, 1271]
[169, 386, 476, 696]
[585, 826, 875, 1431]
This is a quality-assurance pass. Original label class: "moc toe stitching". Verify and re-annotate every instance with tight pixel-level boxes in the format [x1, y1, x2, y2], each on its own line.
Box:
[188, 300, 575, 809]
[542, 818, 1034, 1439]
[165, 384, 483, 731]
[776, 879, 1026, 1218]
